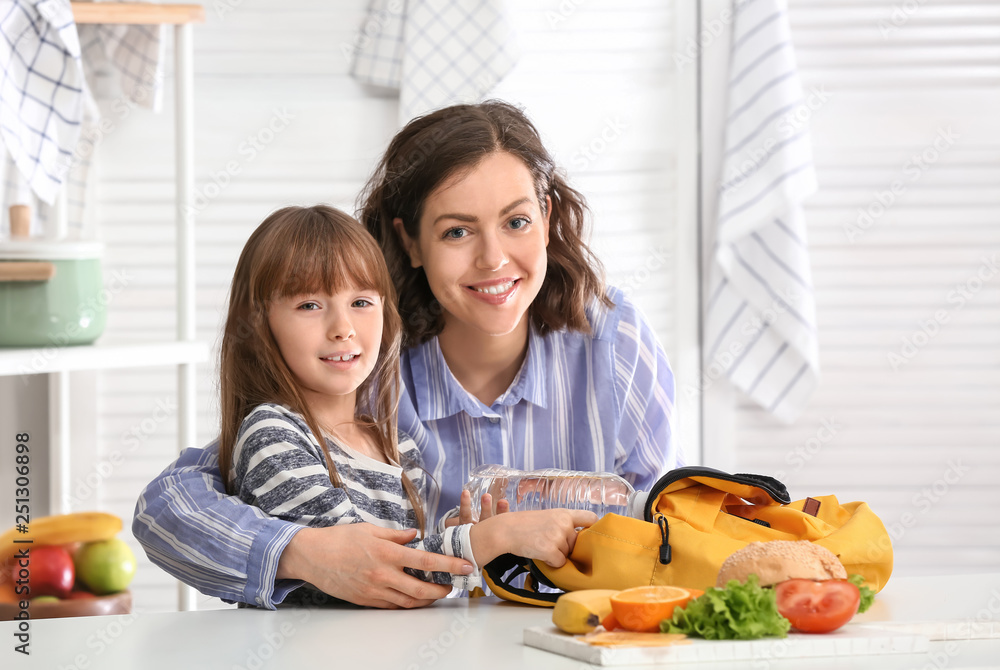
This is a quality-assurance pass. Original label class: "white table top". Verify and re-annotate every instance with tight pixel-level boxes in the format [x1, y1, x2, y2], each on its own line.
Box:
[3, 573, 999, 669]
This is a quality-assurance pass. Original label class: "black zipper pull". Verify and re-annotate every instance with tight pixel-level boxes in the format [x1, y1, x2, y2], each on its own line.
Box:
[656, 514, 671, 564]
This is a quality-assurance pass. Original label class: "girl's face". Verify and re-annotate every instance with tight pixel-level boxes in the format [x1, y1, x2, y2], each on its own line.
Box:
[267, 285, 384, 410]
[398, 151, 550, 339]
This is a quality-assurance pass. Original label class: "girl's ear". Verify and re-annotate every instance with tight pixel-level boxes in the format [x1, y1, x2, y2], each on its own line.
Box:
[543, 195, 551, 247]
[393, 217, 423, 268]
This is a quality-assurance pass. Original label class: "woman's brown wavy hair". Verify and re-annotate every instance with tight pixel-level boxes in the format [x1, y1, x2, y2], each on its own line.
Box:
[217, 205, 424, 533]
[358, 100, 611, 347]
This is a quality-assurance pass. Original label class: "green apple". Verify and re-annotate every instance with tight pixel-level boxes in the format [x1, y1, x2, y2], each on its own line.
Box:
[73, 538, 136, 595]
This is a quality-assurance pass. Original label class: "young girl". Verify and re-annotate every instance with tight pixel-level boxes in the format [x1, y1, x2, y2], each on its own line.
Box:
[218, 204, 595, 605]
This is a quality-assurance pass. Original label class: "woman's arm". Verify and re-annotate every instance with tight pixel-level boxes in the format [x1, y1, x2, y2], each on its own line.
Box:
[609, 292, 683, 492]
[132, 442, 303, 608]
[133, 439, 472, 609]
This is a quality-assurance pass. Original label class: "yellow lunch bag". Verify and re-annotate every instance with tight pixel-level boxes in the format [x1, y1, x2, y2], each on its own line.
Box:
[482, 466, 893, 606]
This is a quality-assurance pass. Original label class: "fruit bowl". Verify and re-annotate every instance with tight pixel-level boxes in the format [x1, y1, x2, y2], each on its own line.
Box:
[0, 590, 131, 620]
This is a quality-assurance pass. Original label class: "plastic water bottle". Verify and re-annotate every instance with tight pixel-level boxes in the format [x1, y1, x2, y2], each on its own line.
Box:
[463, 465, 649, 518]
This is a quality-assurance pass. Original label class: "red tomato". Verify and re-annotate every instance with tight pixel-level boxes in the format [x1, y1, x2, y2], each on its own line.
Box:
[774, 579, 861, 634]
[15, 546, 75, 598]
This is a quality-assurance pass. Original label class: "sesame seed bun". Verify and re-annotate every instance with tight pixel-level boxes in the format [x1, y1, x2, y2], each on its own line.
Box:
[716, 541, 847, 587]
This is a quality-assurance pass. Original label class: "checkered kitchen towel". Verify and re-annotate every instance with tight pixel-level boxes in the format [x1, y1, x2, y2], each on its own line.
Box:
[350, 0, 518, 124]
[0, 0, 85, 206]
[703, 0, 819, 423]
[1, 0, 163, 238]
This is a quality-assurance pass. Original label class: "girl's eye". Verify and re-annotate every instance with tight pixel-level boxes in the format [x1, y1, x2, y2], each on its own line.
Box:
[352, 299, 373, 308]
[508, 217, 530, 231]
[443, 227, 467, 240]
[297, 302, 320, 311]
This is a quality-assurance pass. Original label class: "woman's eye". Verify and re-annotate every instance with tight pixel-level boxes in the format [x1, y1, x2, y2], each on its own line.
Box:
[508, 217, 530, 230]
[443, 228, 467, 239]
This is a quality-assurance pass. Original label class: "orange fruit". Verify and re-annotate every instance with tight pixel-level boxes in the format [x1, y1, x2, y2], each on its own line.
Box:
[609, 586, 695, 633]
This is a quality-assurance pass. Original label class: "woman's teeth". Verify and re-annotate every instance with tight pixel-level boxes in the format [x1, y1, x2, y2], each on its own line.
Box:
[323, 354, 358, 362]
[473, 281, 515, 295]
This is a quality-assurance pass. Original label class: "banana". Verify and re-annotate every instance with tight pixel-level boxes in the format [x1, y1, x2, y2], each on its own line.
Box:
[0, 512, 122, 567]
[552, 589, 621, 634]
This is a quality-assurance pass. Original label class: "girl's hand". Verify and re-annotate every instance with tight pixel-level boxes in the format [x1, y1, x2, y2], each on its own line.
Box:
[468, 509, 597, 568]
[444, 490, 511, 527]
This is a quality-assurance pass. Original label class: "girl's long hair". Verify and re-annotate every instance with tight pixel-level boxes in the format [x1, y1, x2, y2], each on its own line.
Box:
[359, 100, 612, 348]
[217, 205, 424, 533]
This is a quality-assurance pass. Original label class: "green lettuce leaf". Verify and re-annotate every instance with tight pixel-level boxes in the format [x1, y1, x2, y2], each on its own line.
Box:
[661, 575, 791, 640]
[848, 574, 876, 613]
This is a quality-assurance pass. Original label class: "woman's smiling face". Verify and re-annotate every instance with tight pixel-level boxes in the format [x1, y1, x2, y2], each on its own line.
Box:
[398, 151, 550, 339]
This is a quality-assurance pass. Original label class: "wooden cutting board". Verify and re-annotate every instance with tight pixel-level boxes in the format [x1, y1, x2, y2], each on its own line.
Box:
[524, 625, 929, 666]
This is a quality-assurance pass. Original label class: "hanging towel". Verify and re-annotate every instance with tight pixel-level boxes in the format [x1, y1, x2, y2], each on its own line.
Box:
[0, 0, 85, 206]
[1, 0, 164, 238]
[703, 0, 819, 423]
[350, 0, 518, 124]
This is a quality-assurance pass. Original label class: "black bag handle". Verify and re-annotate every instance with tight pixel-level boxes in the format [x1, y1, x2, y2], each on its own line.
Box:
[643, 466, 791, 522]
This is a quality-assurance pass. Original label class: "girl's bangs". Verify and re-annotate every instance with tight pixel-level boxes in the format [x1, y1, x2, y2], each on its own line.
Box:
[269, 220, 385, 301]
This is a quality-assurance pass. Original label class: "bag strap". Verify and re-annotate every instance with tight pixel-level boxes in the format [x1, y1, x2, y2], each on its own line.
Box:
[481, 553, 563, 606]
[644, 466, 791, 521]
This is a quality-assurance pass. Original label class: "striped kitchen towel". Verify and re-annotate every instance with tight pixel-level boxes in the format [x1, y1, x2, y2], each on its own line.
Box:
[350, 0, 518, 124]
[703, 0, 819, 423]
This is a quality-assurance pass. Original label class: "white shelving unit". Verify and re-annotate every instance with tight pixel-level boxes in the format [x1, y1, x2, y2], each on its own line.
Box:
[0, 3, 206, 612]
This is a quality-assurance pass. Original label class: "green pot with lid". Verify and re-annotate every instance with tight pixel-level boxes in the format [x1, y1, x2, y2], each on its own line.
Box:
[0, 241, 107, 347]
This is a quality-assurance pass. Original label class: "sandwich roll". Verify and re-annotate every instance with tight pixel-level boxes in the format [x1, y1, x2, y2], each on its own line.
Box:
[716, 540, 847, 588]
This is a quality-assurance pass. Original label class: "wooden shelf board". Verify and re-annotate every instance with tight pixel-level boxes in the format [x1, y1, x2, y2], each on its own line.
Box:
[0, 340, 209, 376]
[71, 2, 205, 25]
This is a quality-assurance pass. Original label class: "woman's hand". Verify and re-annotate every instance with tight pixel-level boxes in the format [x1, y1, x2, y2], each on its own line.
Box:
[468, 509, 597, 568]
[276, 524, 474, 609]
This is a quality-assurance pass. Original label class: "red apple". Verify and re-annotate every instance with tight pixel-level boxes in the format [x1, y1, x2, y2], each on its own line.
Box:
[18, 546, 75, 598]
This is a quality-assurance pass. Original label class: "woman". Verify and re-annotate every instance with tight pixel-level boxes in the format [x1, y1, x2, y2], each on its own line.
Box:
[133, 101, 679, 610]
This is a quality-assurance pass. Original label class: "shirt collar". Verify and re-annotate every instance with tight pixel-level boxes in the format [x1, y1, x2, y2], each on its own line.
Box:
[406, 324, 549, 422]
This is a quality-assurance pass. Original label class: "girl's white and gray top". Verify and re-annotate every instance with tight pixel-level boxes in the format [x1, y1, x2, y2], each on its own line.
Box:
[231, 403, 479, 604]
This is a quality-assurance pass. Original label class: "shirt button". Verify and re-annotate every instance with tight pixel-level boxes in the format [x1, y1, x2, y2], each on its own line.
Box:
[255, 597, 263, 604]
[488, 416, 500, 424]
